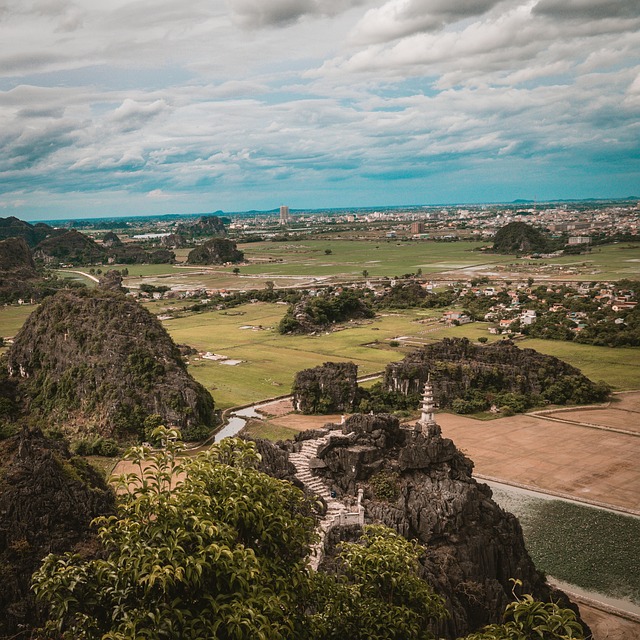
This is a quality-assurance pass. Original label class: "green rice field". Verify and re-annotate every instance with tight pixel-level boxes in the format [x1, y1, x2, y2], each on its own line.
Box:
[0, 304, 37, 338]
[2, 297, 639, 410]
[160, 302, 640, 410]
[491, 487, 640, 605]
[53, 239, 640, 292]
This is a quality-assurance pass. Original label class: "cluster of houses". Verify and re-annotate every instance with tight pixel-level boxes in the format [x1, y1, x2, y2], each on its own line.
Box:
[439, 281, 637, 335]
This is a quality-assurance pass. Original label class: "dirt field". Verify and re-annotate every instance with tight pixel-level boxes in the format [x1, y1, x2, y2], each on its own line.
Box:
[258, 396, 640, 513]
[579, 604, 640, 640]
[435, 410, 640, 512]
[542, 393, 640, 433]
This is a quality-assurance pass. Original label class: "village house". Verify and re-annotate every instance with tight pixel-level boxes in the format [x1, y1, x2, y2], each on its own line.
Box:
[441, 310, 472, 326]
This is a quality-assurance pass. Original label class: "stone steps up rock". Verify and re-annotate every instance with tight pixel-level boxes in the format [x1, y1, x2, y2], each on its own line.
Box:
[290, 432, 348, 570]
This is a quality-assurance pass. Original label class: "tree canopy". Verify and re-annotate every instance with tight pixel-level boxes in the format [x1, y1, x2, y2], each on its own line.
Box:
[33, 429, 587, 640]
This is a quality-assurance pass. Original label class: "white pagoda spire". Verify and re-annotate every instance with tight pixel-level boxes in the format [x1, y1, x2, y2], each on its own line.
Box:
[419, 373, 437, 432]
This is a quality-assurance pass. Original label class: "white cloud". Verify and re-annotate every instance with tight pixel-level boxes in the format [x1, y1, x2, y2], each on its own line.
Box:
[0, 0, 638, 215]
[350, 0, 502, 44]
[226, 0, 363, 28]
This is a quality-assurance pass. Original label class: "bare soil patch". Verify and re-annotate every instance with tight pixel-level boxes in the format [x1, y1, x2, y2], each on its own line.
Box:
[578, 604, 640, 640]
[546, 406, 640, 432]
[436, 411, 640, 512]
[256, 398, 294, 418]
[267, 412, 345, 432]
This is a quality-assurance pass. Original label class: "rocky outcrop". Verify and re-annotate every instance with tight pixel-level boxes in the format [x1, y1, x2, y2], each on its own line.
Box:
[384, 338, 609, 407]
[161, 233, 187, 249]
[278, 291, 375, 335]
[102, 231, 123, 248]
[108, 244, 175, 265]
[0, 237, 37, 278]
[0, 216, 56, 247]
[492, 221, 550, 254]
[6, 289, 218, 442]
[178, 214, 227, 238]
[98, 269, 125, 292]
[187, 238, 243, 264]
[309, 413, 583, 638]
[34, 229, 107, 265]
[0, 427, 115, 636]
[292, 362, 359, 414]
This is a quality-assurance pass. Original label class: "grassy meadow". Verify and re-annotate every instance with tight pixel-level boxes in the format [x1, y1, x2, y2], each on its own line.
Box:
[0, 304, 37, 339]
[3, 238, 640, 408]
[159, 302, 640, 410]
[2, 294, 639, 410]
[53, 239, 640, 294]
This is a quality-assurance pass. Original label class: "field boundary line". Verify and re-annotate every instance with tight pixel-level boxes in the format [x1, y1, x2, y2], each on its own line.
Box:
[476, 474, 640, 518]
[528, 413, 640, 437]
[547, 580, 640, 624]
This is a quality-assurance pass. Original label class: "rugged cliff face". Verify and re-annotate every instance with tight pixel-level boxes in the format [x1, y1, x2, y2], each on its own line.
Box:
[0, 428, 115, 636]
[6, 289, 218, 442]
[278, 290, 375, 335]
[292, 361, 359, 414]
[0, 237, 37, 277]
[102, 231, 123, 248]
[187, 238, 244, 264]
[384, 338, 609, 407]
[307, 413, 581, 638]
[0, 237, 81, 304]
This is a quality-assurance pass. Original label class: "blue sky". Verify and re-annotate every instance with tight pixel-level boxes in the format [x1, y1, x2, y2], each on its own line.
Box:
[1, 0, 639, 221]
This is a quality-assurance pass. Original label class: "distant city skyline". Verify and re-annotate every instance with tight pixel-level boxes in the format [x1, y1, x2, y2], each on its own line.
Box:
[1, 0, 639, 221]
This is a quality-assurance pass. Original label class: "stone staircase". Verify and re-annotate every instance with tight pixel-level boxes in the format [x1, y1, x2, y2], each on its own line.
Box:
[289, 432, 348, 570]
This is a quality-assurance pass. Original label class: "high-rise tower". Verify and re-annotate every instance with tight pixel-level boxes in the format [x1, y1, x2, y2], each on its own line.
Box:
[279, 205, 290, 225]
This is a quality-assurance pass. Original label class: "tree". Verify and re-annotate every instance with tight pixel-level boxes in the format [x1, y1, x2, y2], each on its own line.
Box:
[362, 269, 369, 278]
[232, 267, 240, 275]
[33, 428, 317, 640]
[324, 249, 332, 255]
[33, 432, 587, 640]
[310, 525, 447, 640]
[465, 580, 584, 640]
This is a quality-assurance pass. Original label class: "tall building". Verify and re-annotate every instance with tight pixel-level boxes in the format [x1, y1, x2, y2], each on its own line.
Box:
[411, 221, 425, 234]
[279, 205, 290, 225]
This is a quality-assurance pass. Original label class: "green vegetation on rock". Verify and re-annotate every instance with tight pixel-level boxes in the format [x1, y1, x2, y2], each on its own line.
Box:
[6, 289, 217, 442]
[492, 222, 551, 255]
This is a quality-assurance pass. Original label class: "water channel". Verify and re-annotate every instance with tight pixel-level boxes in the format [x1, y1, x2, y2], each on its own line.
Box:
[213, 404, 266, 442]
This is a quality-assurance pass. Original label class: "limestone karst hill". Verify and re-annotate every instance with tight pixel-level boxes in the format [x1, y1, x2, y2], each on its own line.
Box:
[258, 412, 588, 639]
[0, 237, 37, 277]
[0, 236, 79, 304]
[0, 427, 115, 636]
[186, 237, 244, 264]
[0, 216, 57, 247]
[384, 337, 610, 408]
[6, 289, 218, 442]
[492, 221, 550, 254]
[292, 361, 359, 413]
[34, 229, 108, 265]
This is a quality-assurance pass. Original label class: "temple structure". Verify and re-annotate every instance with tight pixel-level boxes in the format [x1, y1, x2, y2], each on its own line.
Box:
[418, 374, 437, 433]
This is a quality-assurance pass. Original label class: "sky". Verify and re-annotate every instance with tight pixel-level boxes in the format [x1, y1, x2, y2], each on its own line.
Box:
[1, 0, 639, 221]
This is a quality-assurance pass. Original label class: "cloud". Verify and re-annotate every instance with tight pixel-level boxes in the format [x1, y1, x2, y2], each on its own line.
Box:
[533, 0, 640, 20]
[110, 98, 169, 132]
[0, 0, 639, 216]
[226, 0, 363, 28]
[350, 0, 502, 44]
